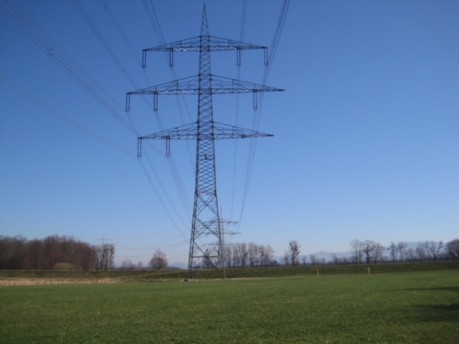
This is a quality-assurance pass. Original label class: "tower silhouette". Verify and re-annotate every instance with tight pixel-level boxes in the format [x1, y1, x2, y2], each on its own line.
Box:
[126, 5, 283, 279]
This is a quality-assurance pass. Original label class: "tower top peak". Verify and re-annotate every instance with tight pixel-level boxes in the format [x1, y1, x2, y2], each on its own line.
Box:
[200, 3, 209, 36]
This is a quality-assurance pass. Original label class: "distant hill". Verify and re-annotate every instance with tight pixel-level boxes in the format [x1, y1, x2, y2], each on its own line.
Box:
[310, 250, 353, 261]
[170, 262, 187, 269]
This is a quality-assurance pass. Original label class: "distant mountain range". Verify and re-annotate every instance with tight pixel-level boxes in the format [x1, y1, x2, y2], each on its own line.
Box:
[309, 250, 353, 261]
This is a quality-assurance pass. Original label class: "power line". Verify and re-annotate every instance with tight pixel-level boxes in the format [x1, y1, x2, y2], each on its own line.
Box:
[73, 0, 194, 224]
[238, 0, 291, 225]
[0, 0, 192, 243]
[0, 0, 137, 136]
[230, 0, 249, 220]
[142, 149, 191, 227]
[102, 0, 151, 86]
[72, 0, 144, 137]
[0, 74, 135, 159]
[141, 0, 197, 212]
[264, 0, 291, 84]
[2, 0, 289, 266]
[143, 0, 195, 169]
[137, 158, 188, 240]
[72, 0, 139, 90]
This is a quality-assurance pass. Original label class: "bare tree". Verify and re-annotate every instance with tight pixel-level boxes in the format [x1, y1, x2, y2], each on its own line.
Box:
[247, 242, 260, 267]
[287, 240, 301, 266]
[361, 241, 373, 264]
[388, 242, 398, 261]
[231, 243, 241, 267]
[424, 240, 444, 261]
[446, 239, 459, 260]
[411, 240, 444, 261]
[397, 242, 408, 261]
[350, 239, 363, 264]
[231, 243, 248, 268]
[227, 242, 275, 267]
[223, 246, 232, 268]
[149, 249, 168, 270]
[373, 242, 386, 263]
[405, 248, 417, 261]
[121, 259, 135, 270]
[360, 240, 385, 264]
[415, 243, 428, 261]
[96, 243, 115, 270]
[259, 245, 275, 267]
[239, 243, 248, 267]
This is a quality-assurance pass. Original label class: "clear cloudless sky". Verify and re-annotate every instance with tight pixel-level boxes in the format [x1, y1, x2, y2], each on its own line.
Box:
[1, 0, 458, 265]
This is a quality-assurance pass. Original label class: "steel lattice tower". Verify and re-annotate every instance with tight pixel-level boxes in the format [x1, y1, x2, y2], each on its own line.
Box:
[126, 5, 283, 279]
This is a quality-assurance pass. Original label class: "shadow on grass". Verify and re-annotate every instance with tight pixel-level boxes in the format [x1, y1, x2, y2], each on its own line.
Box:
[401, 286, 459, 292]
[399, 285, 459, 322]
[411, 303, 459, 322]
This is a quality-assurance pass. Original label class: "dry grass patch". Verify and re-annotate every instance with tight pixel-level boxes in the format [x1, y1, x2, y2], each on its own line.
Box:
[0, 278, 120, 286]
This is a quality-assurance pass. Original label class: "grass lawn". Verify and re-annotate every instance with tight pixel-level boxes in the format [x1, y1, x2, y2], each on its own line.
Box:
[1, 270, 458, 343]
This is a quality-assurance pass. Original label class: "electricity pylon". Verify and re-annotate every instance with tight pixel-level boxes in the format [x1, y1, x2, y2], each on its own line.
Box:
[126, 5, 283, 279]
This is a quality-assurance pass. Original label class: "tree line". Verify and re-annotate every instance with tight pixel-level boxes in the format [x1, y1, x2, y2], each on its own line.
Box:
[2, 235, 458, 270]
[0, 235, 115, 270]
[224, 242, 277, 267]
[283, 239, 459, 266]
[347, 239, 459, 265]
[222, 239, 459, 267]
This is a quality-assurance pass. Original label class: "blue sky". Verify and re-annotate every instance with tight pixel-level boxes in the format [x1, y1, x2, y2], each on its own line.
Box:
[1, 0, 458, 265]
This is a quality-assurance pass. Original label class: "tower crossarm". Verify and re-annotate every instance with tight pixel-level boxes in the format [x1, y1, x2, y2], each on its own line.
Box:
[127, 75, 282, 95]
[137, 121, 273, 157]
[126, 75, 283, 111]
[144, 35, 267, 52]
[142, 35, 269, 68]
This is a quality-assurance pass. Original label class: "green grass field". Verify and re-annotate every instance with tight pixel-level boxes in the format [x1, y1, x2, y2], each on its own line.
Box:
[1, 270, 458, 343]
